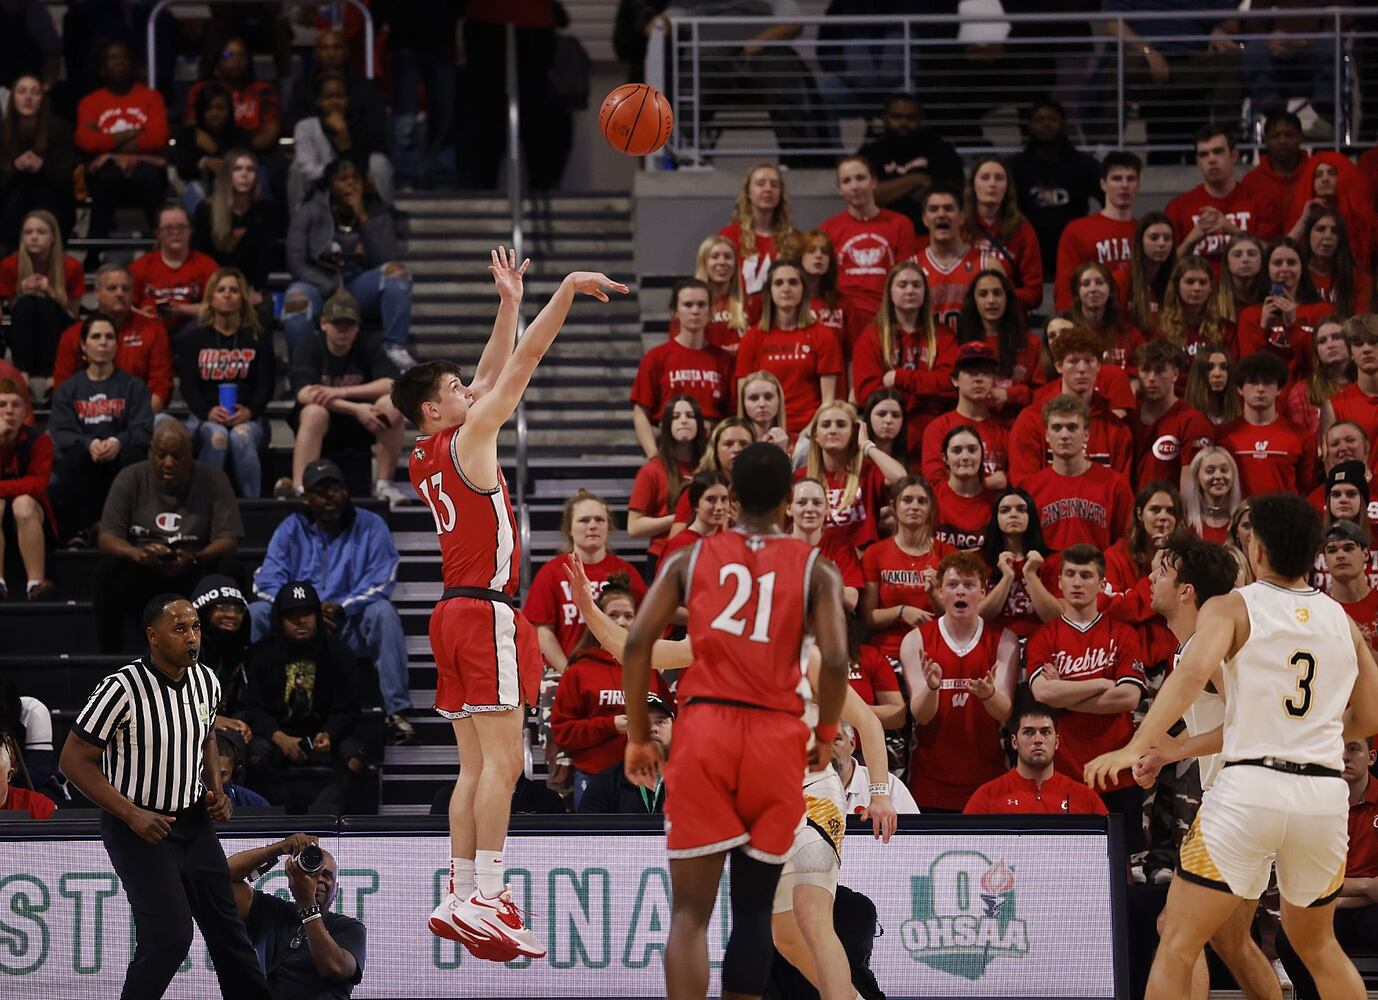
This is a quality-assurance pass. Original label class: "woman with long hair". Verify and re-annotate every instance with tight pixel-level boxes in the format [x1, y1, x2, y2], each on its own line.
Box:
[526, 488, 646, 673]
[1212, 234, 1267, 324]
[1103, 482, 1183, 670]
[1156, 255, 1229, 358]
[175, 267, 274, 496]
[1116, 211, 1175, 332]
[862, 389, 908, 466]
[734, 259, 842, 434]
[954, 268, 1039, 411]
[719, 163, 801, 311]
[932, 425, 997, 550]
[852, 261, 958, 453]
[549, 577, 670, 808]
[1069, 259, 1142, 371]
[1284, 316, 1350, 440]
[1185, 343, 1240, 426]
[191, 148, 277, 303]
[801, 399, 906, 552]
[789, 477, 865, 611]
[693, 234, 752, 351]
[668, 417, 755, 535]
[964, 156, 1043, 312]
[1181, 446, 1242, 543]
[627, 396, 707, 581]
[0, 209, 83, 385]
[1286, 150, 1375, 272]
[0, 73, 75, 252]
[1227, 499, 1255, 585]
[799, 229, 846, 347]
[1236, 237, 1333, 376]
[1299, 210, 1371, 315]
[860, 475, 952, 662]
[977, 486, 1057, 639]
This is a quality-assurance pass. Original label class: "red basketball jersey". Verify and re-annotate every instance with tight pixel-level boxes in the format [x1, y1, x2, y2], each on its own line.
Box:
[907, 617, 1008, 810]
[408, 426, 521, 595]
[681, 530, 817, 715]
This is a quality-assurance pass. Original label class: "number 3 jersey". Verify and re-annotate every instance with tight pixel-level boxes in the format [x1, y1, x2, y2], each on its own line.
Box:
[408, 425, 521, 597]
[681, 530, 819, 715]
[1223, 581, 1357, 769]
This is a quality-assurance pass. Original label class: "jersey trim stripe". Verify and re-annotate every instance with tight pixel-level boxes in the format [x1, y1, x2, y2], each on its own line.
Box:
[667, 833, 750, 860]
[683, 539, 704, 605]
[487, 487, 514, 592]
[802, 547, 820, 620]
[450, 431, 501, 496]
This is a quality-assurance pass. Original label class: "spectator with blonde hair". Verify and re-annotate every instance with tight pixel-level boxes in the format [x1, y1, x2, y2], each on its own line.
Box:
[1156, 256, 1230, 359]
[0, 208, 82, 387]
[693, 234, 751, 351]
[1181, 446, 1242, 543]
[669, 417, 755, 536]
[800, 399, 905, 552]
[719, 163, 800, 308]
[736, 369, 790, 452]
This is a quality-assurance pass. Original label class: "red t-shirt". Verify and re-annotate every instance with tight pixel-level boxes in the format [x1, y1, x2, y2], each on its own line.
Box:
[734, 323, 844, 433]
[964, 767, 1109, 815]
[1008, 403, 1134, 486]
[1024, 463, 1135, 552]
[549, 647, 671, 774]
[1026, 613, 1146, 791]
[1328, 383, 1378, 472]
[932, 479, 996, 550]
[820, 207, 918, 334]
[630, 339, 733, 422]
[817, 530, 865, 591]
[629, 458, 696, 560]
[1346, 776, 1378, 878]
[809, 295, 847, 350]
[861, 536, 955, 659]
[128, 249, 221, 312]
[1054, 214, 1137, 310]
[1130, 400, 1215, 491]
[1339, 588, 1378, 651]
[1165, 179, 1282, 270]
[851, 322, 959, 452]
[920, 411, 1010, 485]
[0, 254, 85, 303]
[848, 643, 901, 704]
[51, 313, 174, 403]
[75, 83, 171, 154]
[914, 242, 993, 329]
[719, 220, 798, 305]
[795, 463, 889, 552]
[1215, 415, 1317, 497]
[908, 617, 1009, 810]
[0, 785, 56, 819]
[524, 551, 648, 657]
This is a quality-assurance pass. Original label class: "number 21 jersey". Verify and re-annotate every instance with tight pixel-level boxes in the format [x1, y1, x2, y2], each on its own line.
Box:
[682, 530, 819, 715]
[408, 425, 521, 596]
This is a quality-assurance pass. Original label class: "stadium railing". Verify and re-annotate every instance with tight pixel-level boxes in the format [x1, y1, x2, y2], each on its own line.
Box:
[645, 5, 1373, 164]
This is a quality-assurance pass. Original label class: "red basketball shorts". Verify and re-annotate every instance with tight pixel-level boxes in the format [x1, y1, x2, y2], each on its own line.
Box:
[429, 596, 541, 719]
[663, 702, 809, 863]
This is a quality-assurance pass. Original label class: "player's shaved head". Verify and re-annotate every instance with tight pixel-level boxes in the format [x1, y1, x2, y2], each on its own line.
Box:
[731, 443, 793, 514]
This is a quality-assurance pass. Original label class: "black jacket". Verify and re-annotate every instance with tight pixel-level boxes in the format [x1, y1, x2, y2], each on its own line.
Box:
[577, 758, 666, 815]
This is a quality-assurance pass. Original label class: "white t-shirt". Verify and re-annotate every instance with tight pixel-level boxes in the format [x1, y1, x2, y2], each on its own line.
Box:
[841, 762, 921, 815]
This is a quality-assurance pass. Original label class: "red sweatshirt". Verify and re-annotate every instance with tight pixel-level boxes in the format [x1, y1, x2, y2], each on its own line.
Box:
[549, 648, 671, 774]
[52, 313, 174, 404]
[1054, 214, 1136, 310]
[852, 321, 958, 451]
[75, 84, 171, 155]
[971, 216, 1044, 311]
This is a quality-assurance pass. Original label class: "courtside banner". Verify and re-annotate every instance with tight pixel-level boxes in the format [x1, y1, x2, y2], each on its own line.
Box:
[1, 827, 1118, 999]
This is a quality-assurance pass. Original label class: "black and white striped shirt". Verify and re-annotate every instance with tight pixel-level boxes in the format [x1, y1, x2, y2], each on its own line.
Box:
[73, 658, 221, 814]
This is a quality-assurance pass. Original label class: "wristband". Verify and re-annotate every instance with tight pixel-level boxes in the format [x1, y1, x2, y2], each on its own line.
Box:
[815, 722, 839, 743]
[868, 783, 890, 797]
[298, 904, 321, 923]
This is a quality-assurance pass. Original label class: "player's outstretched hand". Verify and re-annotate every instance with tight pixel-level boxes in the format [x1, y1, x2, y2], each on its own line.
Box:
[625, 739, 663, 789]
[860, 793, 898, 843]
[489, 245, 530, 302]
[564, 552, 597, 619]
[568, 272, 630, 302]
[1084, 747, 1136, 791]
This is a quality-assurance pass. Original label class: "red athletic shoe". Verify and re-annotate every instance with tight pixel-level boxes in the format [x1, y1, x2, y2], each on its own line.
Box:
[428, 892, 525, 963]
[448, 887, 546, 960]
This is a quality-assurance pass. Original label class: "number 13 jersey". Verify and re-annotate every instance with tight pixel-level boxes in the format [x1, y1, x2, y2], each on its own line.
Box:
[408, 426, 521, 597]
[1224, 581, 1358, 768]
[681, 530, 819, 715]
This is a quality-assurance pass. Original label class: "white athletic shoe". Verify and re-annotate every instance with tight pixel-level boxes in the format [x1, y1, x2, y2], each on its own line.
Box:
[449, 887, 546, 960]
[428, 893, 521, 962]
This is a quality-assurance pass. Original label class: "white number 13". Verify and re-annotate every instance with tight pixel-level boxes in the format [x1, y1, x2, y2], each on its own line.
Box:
[709, 564, 776, 643]
[418, 473, 457, 533]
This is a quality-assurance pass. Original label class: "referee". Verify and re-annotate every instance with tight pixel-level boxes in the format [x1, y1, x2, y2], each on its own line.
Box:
[60, 594, 270, 1000]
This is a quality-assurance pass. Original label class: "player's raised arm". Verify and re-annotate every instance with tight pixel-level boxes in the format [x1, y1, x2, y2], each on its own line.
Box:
[808, 648, 897, 842]
[464, 269, 629, 436]
[622, 547, 692, 787]
[468, 246, 530, 400]
[564, 554, 692, 670]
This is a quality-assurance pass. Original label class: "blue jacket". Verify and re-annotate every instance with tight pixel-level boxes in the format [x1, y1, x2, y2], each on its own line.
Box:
[253, 507, 398, 617]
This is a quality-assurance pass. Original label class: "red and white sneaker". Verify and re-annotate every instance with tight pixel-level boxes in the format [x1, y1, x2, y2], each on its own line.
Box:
[428, 893, 522, 962]
[449, 887, 546, 960]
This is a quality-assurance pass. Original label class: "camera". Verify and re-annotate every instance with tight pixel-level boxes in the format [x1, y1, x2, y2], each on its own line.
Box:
[296, 844, 325, 876]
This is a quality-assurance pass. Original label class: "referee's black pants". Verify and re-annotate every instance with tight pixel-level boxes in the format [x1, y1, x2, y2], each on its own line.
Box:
[101, 803, 269, 1000]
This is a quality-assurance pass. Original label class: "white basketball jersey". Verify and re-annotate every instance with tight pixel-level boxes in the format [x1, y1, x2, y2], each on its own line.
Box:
[1176, 635, 1226, 790]
[802, 767, 848, 856]
[1222, 581, 1357, 769]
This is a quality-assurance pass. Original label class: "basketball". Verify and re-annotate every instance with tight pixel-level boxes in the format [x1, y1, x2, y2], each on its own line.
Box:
[599, 83, 674, 157]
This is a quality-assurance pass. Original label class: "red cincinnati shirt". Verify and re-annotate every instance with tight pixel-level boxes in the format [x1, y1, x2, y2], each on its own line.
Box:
[1024, 463, 1134, 552]
[630, 339, 733, 421]
[1007, 402, 1134, 486]
[1055, 214, 1137, 310]
[1215, 415, 1316, 497]
[734, 322, 844, 433]
[964, 767, 1109, 815]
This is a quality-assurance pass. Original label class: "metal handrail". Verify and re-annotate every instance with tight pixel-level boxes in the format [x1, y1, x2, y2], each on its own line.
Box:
[146, 0, 375, 90]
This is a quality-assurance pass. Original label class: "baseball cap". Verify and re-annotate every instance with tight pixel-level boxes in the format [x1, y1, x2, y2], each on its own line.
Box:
[321, 290, 361, 325]
[646, 694, 675, 720]
[953, 342, 998, 369]
[1324, 519, 1369, 548]
[1326, 460, 1370, 505]
[274, 580, 322, 615]
[302, 458, 346, 491]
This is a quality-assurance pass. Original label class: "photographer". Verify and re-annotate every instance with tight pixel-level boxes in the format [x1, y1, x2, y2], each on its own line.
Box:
[228, 834, 366, 998]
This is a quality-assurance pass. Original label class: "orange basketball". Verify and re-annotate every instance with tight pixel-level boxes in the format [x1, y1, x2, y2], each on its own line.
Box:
[599, 84, 674, 157]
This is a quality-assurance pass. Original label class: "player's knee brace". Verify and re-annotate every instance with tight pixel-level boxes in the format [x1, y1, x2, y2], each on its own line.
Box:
[722, 849, 784, 995]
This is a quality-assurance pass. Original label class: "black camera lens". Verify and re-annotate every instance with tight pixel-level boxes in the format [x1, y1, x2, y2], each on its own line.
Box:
[296, 844, 325, 876]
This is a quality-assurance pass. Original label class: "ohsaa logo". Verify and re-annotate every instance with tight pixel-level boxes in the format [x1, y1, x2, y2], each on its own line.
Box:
[902, 851, 1028, 980]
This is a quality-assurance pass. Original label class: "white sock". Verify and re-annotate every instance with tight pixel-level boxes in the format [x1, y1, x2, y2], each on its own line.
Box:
[451, 857, 475, 897]
[26, 579, 42, 594]
[475, 849, 505, 898]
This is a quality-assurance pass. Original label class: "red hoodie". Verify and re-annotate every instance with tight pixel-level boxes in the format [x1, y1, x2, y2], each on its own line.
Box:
[76, 84, 171, 155]
[549, 648, 672, 774]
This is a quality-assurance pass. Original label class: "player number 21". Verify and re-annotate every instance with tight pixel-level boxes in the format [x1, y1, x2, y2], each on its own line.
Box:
[418, 473, 457, 534]
[710, 565, 776, 643]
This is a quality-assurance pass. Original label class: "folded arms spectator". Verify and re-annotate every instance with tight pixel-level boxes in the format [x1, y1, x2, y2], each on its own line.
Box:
[0, 209, 83, 383]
